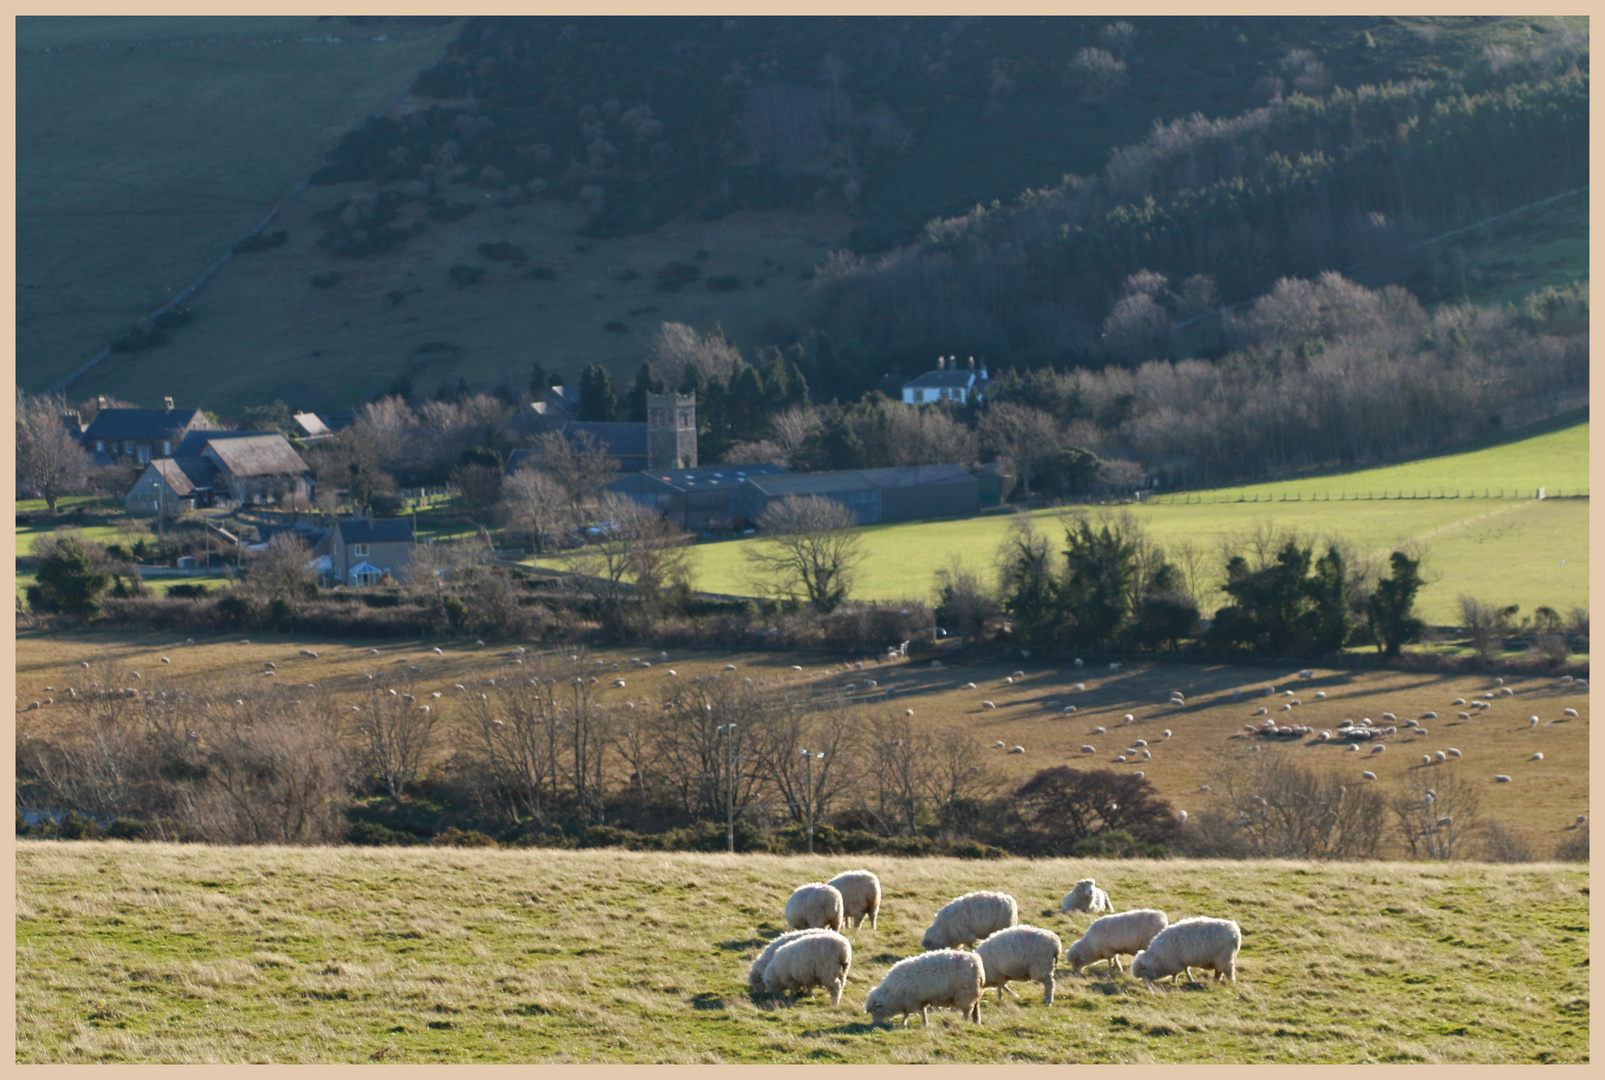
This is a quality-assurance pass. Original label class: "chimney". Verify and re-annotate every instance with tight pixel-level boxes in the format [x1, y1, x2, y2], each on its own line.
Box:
[164, 396, 175, 412]
[968, 355, 975, 370]
[97, 395, 107, 410]
[936, 355, 945, 371]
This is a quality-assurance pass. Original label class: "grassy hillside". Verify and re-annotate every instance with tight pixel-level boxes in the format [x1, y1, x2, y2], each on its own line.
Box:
[685, 420, 1590, 622]
[16, 843, 1588, 1063]
[21, 16, 1586, 413]
[15, 633, 1589, 847]
[16, 16, 460, 394]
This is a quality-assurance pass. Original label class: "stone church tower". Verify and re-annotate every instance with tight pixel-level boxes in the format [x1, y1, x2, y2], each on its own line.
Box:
[647, 392, 697, 470]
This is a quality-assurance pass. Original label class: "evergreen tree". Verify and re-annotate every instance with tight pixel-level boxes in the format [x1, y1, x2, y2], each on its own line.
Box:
[577, 363, 619, 422]
[33, 537, 110, 620]
[1059, 518, 1140, 649]
[1366, 551, 1426, 656]
[528, 361, 551, 397]
[783, 358, 811, 408]
[622, 361, 666, 423]
[726, 360, 768, 442]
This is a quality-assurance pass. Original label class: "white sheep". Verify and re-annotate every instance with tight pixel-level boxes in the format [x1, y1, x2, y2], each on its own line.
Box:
[1131, 917, 1242, 991]
[1123, 714, 1135, 724]
[1074, 683, 1086, 691]
[1060, 878, 1113, 916]
[1370, 744, 1386, 755]
[1361, 771, 1377, 781]
[1132, 770, 1145, 778]
[1446, 748, 1462, 758]
[1531, 752, 1544, 761]
[982, 701, 997, 710]
[1008, 746, 1024, 755]
[785, 883, 845, 932]
[1080, 745, 1097, 755]
[864, 950, 984, 1027]
[1434, 750, 1448, 763]
[763, 930, 853, 1005]
[1563, 708, 1579, 719]
[1162, 730, 1172, 739]
[1065, 909, 1168, 975]
[1495, 774, 1512, 783]
[748, 928, 832, 993]
[1529, 716, 1541, 728]
[1063, 705, 1077, 714]
[1314, 691, 1327, 699]
[963, 682, 977, 690]
[975, 925, 1062, 1004]
[1093, 726, 1106, 735]
[921, 891, 1018, 951]
[828, 870, 882, 931]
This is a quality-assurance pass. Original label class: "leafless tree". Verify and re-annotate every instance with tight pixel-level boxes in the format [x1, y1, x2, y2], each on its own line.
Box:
[1391, 763, 1480, 860]
[524, 429, 617, 508]
[460, 665, 563, 824]
[649, 321, 742, 387]
[569, 493, 692, 615]
[1458, 594, 1513, 662]
[500, 465, 575, 556]
[235, 534, 316, 605]
[979, 403, 1061, 497]
[654, 674, 769, 820]
[358, 678, 438, 804]
[768, 405, 822, 466]
[743, 494, 864, 612]
[1212, 748, 1385, 859]
[16, 391, 92, 513]
[1067, 46, 1128, 100]
[746, 689, 863, 828]
[1100, 458, 1147, 497]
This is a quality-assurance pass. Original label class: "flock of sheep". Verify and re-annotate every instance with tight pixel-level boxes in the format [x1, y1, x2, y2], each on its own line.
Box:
[747, 871, 1240, 1027]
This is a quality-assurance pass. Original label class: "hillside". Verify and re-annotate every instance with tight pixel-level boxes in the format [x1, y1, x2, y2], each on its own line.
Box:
[18, 15, 1588, 415]
[685, 417, 1590, 622]
[17, 843, 1588, 1062]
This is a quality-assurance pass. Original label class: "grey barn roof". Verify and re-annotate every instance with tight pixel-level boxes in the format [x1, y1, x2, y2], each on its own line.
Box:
[82, 407, 209, 441]
[902, 370, 986, 390]
[147, 457, 220, 497]
[203, 434, 310, 478]
[173, 428, 280, 458]
[633, 462, 789, 490]
[746, 464, 974, 498]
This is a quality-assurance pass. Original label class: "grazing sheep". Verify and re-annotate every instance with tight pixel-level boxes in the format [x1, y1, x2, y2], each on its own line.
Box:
[785, 883, 845, 932]
[1074, 658, 1083, 668]
[1065, 909, 1168, 975]
[1123, 714, 1135, 724]
[1074, 683, 1086, 691]
[1416, 728, 1429, 738]
[1093, 726, 1106, 734]
[1576, 814, 1587, 825]
[1141, 750, 1152, 760]
[1349, 745, 1362, 753]
[1115, 755, 1128, 763]
[1177, 810, 1188, 823]
[1531, 752, 1545, 761]
[1422, 755, 1432, 766]
[160, 657, 171, 665]
[1131, 917, 1242, 991]
[1008, 746, 1025, 755]
[1361, 771, 1377, 781]
[975, 925, 1062, 1004]
[1371, 744, 1386, 755]
[748, 929, 830, 991]
[1452, 698, 1466, 706]
[1563, 708, 1579, 719]
[981, 701, 997, 710]
[1298, 669, 1313, 679]
[1529, 715, 1541, 728]
[1253, 707, 1268, 717]
[1063, 705, 1078, 714]
[1060, 878, 1114, 916]
[1162, 730, 1172, 739]
[1381, 712, 1396, 722]
[1495, 774, 1512, 783]
[1080, 745, 1097, 755]
[1446, 748, 1462, 758]
[827, 870, 882, 931]
[921, 891, 1019, 951]
[1434, 750, 1448, 763]
[963, 682, 977, 690]
[864, 950, 985, 1027]
[993, 740, 1006, 749]
[764, 930, 853, 1005]
[1131, 770, 1145, 779]
[1314, 691, 1327, 699]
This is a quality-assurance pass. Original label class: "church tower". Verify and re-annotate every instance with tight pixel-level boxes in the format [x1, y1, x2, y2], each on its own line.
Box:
[647, 392, 697, 470]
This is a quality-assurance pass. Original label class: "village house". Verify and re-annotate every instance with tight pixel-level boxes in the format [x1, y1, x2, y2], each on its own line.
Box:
[80, 398, 215, 465]
[316, 514, 417, 587]
[900, 356, 989, 406]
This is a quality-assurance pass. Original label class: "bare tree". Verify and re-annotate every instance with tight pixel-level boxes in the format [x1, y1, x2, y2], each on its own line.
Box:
[1459, 594, 1517, 662]
[743, 494, 864, 612]
[649, 321, 742, 387]
[1391, 763, 1480, 860]
[358, 678, 438, 804]
[1067, 46, 1128, 100]
[1212, 748, 1386, 859]
[569, 493, 692, 615]
[769, 405, 822, 467]
[747, 689, 863, 830]
[500, 465, 575, 557]
[16, 391, 92, 514]
[979, 403, 1062, 497]
[524, 429, 617, 508]
[235, 534, 316, 605]
[461, 666, 563, 824]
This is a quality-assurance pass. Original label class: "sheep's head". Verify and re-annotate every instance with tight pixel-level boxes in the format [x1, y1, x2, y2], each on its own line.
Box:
[1129, 950, 1154, 981]
[919, 927, 945, 952]
[864, 990, 893, 1025]
[1065, 941, 1087, 973]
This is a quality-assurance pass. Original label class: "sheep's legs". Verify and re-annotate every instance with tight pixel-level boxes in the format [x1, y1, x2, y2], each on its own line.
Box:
[1042, 977, 1055, 1006]
[920, 1006, 930, 1027]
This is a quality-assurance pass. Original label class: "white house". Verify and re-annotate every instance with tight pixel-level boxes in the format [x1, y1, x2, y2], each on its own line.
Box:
[900, 356, 989, 405]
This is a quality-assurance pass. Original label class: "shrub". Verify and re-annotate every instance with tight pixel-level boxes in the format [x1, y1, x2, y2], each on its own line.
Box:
[432, 826, 500, 848]
[166, 584, 211, 599]
[349, 821, 422, 846]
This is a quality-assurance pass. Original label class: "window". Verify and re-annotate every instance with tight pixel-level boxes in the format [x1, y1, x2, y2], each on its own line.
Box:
[162, 441, 171, 455]
[351, 543, 369, 556]
[137, 446, 151, 464]
[95, 441, 105, 452]
[356, 571, 378, 586]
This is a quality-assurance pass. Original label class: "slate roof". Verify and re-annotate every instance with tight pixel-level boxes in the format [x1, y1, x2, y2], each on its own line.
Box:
[336, 518, 416, 545]
[172, 428, 278, 458]
[203, 434, 310, 478]
[901, 370, 985, 391]
[636, 463, 789, 491]
[561, 421, 648, 459]
[146, 457, 220, 497]
[746, 463, 975, 497]
[83, 407, 210, 441]
[293, 412, 332, 437]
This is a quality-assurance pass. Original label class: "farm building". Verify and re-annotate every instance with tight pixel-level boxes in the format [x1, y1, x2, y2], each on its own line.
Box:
[605, 462, 791, 532]
[731, 464, 980, 525]
[81, 398, 215, 466]
[318, 515, 416, 587]
[124, 432, 311, 514]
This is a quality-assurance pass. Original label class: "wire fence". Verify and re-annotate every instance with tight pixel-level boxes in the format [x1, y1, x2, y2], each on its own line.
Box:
[1145, 487, 1589, 505]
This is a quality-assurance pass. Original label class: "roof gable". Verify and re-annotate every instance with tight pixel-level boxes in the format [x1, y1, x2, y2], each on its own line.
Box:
[203, 434, 309, 477]
[83, 408, 210, 441]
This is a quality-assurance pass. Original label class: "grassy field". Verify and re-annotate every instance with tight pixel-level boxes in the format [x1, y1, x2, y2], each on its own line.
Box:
[687, 420, 1590, 622]
[16, 16, 460, 393]
[15, 842, 1588, 1063]
[15, 632, 1589, 849]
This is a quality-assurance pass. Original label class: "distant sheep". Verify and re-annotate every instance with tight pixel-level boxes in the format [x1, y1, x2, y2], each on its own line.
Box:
[975, 925, 1061, 1004]
[1063, 705, 1077, 714]
[764, 930, 853, 1005]
[785, 883, 845, 932]
[1060, 878, 1113, 916]
[1495, 774, 1512, 783]
[921, 891, 1018, 951]
[982, 701, 997, 710]
[1093, 726, 1106, 734]
[1531, 752, 1544, 761]
[1131, 916, 1241, 991]
[1080, 745, 1097, 755]
[1065, 909, 1168, 975]
[1434, 750, 1448, 763]
[1123, 714, 1135, 724]
[1563, 708, 1579, 719]
[864, 950, 984, 1027]
[827, 870, 881, 931]
[1421, 711, 1437, 720]
[1314, 691, 1327, 699]
[1361, 771, 1377, 781]
[1446, 748, 1462, 758]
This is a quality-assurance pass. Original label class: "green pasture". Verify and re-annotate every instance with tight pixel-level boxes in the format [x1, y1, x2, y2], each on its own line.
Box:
[16, 843, 1588, 1063]
[16, 16, 460, 393]
[689, 420, 1589, 622]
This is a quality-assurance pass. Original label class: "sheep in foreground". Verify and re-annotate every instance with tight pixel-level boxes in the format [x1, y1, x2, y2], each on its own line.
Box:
[748, 929, 831, 993]
[864, 950, 984, 1027]
[1060, 878, 1113, 916]
[764, 930, 853, 1005]
[827, 870, 881, 931]
[975, 925, 1062, 1004]
[1130, 916, 1242, 991]
[785, 883, 845, 932]
[1065, 908, 1168, 975]
[921, 890, 1018, 951]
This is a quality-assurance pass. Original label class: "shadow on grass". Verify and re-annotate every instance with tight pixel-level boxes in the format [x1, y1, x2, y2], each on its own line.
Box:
[715, 936, 766, 952]
[690, 992, 728, 1011]
[803, 1020, 881, 1036]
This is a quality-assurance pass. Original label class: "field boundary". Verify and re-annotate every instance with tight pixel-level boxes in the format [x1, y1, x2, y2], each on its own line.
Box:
[1146, 486, 1587, 505]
